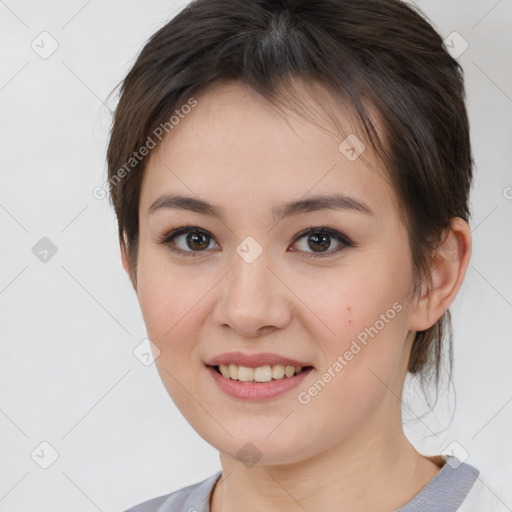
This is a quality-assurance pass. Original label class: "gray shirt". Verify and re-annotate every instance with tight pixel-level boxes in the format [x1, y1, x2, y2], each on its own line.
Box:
[124, 456, 480, 512]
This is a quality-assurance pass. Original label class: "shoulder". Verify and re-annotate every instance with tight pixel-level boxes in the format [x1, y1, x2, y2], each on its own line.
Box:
[123, 471, 222, 512]
[397, 456, 509, 512]
[397, 456, 481, 511]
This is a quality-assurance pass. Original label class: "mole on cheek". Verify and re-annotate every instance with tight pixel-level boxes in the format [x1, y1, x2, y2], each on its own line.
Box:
[346, 305, 352, 323]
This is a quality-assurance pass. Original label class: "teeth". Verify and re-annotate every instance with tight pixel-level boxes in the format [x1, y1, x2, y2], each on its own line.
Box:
[254, 365, 272, 382]
[238, 366, 254, 382]
[228, 363, 238, 379]
[284, 365, 295, 377]
[271, 365, 285, 379]
[217, 364, 305, 382]
[219, 365, 230, 378]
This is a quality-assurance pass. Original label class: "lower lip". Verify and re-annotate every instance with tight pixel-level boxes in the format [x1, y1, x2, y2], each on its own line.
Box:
[206, 365, 314, 400]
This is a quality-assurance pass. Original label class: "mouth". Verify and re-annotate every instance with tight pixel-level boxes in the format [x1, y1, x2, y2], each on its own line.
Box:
[209, 363, 314, 383]
[206, 363, 314, 400]
[204, 352, 315, 400]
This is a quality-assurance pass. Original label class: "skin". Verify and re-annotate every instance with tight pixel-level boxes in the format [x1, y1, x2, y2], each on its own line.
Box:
[121, 80, 472, 512]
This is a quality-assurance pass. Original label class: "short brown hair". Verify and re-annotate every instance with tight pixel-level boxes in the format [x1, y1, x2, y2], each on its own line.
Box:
[106, 0, 473, 395]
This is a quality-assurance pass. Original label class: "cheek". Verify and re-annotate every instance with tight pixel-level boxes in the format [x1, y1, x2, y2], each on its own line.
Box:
[295, 254, 412, 397]
[307, 266, 407, 341]
[136, 241, 181, 314]
[294, 292, 408, 440]
[135, 255, 207, 415]
[135, 248, 199, 350]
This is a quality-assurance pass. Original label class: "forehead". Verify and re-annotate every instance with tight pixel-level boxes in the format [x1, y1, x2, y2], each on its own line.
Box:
[140, 81, 396, 220]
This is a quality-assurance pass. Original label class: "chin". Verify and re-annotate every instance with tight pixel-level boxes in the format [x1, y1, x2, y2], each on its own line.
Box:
[213, 434, 313, 467]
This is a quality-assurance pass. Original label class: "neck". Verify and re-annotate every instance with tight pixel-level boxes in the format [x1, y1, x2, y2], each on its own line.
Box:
[210, 411, 441, 512]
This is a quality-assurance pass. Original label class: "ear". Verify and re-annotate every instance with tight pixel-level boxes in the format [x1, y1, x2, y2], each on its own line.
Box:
[120, 237, 137, 291]
[409, 217, 472, 332]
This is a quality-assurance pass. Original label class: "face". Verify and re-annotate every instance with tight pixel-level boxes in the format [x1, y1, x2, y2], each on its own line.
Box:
[130, 81, 419, 466]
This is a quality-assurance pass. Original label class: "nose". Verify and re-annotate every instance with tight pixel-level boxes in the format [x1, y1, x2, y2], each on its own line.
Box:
[212, 250, 292, 337]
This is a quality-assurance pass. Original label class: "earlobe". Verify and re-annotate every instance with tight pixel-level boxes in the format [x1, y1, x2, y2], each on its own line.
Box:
[409, 217, 472, 332]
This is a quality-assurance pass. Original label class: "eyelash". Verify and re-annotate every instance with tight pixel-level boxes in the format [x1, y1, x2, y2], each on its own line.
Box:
[156, 224, 356, 259]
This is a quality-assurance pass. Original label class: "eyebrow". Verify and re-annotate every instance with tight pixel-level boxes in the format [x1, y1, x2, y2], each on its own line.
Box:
[148, 193, 374, 221]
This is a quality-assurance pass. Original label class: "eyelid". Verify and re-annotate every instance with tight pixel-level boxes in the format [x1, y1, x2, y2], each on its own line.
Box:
[289, 225, 355, 258]
[156, 224, 356, 257]
[156, 224, 218, 254]
[292, 225, 355, 247]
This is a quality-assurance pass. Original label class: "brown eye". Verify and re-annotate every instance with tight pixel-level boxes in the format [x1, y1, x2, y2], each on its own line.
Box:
[157, 226, 218, 256]
[291, 226, 355, 258]
[305, 233, 332, 252]
[157, 224, 355, 258]
[184, 231, 211, 251]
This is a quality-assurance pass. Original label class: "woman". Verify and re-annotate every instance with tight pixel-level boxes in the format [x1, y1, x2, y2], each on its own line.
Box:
[106, 0, 499, 510]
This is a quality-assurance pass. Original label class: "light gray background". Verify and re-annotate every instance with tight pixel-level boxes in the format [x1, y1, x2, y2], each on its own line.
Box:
[1, 1, 511, 511]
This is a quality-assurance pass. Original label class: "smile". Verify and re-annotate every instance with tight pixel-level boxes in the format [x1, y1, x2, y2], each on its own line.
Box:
[206, 364, 314, 400]
[215, 363, 307, 382]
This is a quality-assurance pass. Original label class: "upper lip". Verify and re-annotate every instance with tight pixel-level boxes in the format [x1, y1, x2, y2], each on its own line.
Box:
[206, 352, 314, 369]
